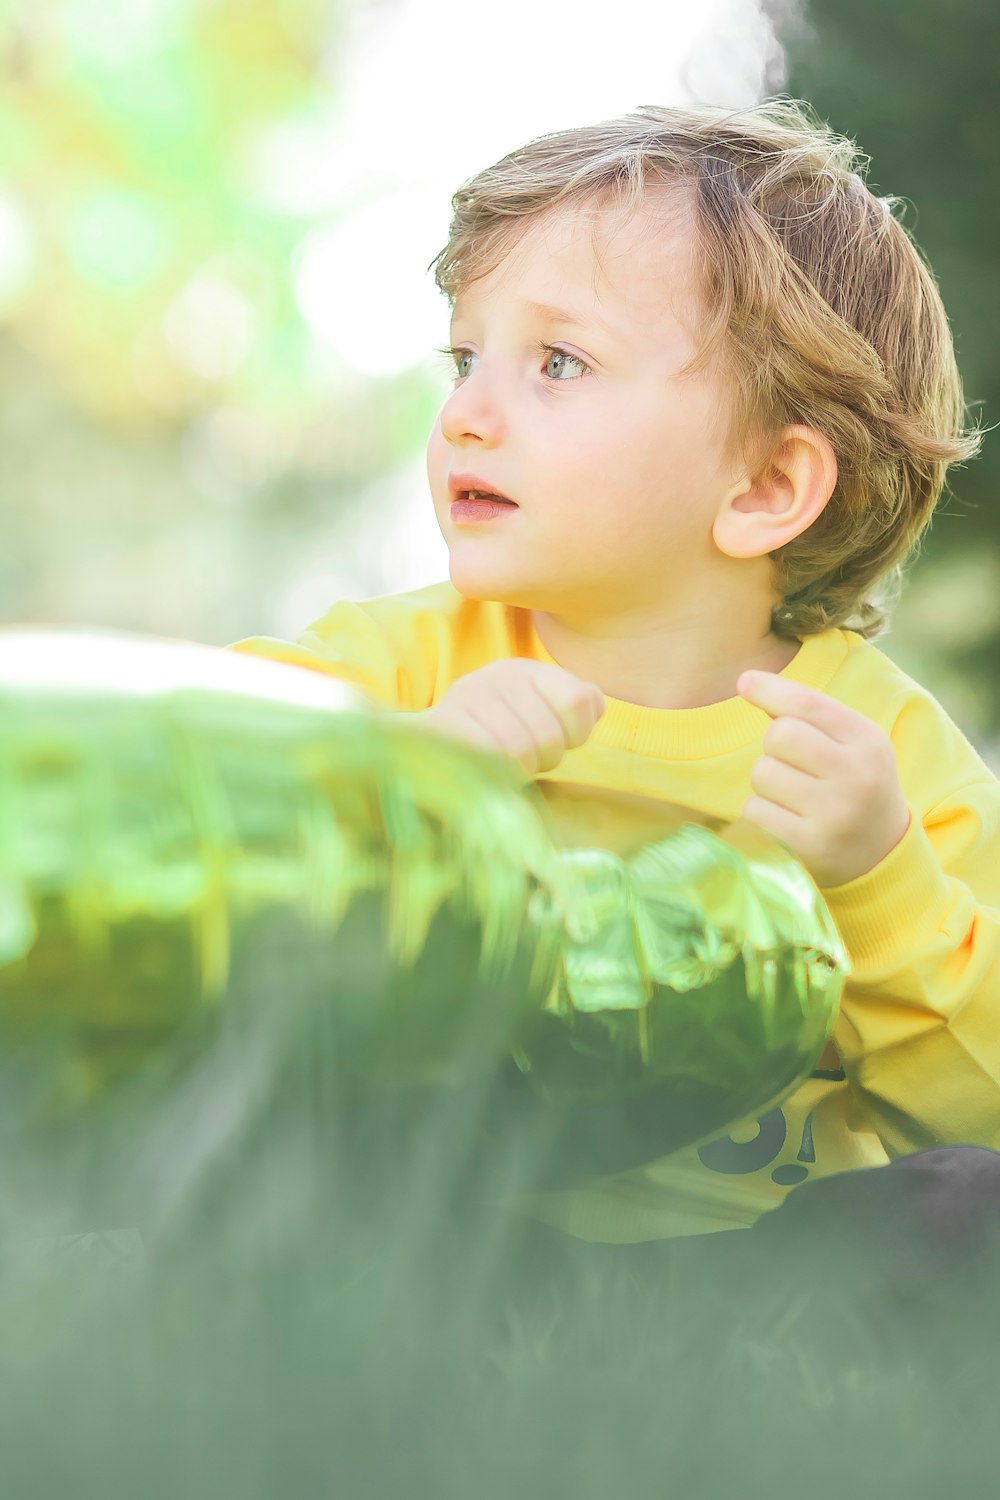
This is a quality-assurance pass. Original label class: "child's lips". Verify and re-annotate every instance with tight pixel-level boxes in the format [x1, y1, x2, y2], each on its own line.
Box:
[448, 475, 519, 505]
[450, 496, 519, 523]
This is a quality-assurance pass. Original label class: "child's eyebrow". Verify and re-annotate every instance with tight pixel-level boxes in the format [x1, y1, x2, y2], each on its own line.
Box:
[452, 297, 623, 340]
[523, 299, 611, 333]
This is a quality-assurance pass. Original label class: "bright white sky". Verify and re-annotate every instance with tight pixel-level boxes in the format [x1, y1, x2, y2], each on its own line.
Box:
[289, 0, 778, 378]
[271, 0, 782, 630]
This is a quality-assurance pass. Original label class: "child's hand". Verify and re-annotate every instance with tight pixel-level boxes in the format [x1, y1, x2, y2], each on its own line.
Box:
[736, 671, 912, 889]
[416, 660, 605, 777]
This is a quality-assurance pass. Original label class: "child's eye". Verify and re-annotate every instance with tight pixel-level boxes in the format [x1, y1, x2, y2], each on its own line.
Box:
[434, 346, 476, 380]
[433, 345, 591, 382]
[538, 345, 589, 381]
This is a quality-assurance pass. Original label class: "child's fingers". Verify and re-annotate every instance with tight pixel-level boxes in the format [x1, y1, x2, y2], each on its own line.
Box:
[492, 683, 573, 773]
[425, 660, 605, 775]
[420, 691, 562, 775]
[531, 668, 605, 749]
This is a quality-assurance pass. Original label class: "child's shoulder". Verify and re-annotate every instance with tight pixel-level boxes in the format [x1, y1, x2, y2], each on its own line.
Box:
[328, 581, 529, 664]
[833, 628, 931, 705]
[344, 579, 471, 627]
[345, 579, 515, 629]
[299, 581, 529, 710]
[301, 580, 480, 660]
[833, 629, 997, 789]
[834, 628, 957, 717]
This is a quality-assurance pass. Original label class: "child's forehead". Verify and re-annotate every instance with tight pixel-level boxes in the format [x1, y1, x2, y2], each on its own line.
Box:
[451, 191, 702, 331]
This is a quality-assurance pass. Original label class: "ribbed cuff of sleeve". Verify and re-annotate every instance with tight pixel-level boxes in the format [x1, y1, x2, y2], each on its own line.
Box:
[818, 807, 953, 974]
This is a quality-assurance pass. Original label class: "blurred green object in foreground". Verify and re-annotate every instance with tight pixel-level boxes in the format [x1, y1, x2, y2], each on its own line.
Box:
[0, 628, 847, 1208]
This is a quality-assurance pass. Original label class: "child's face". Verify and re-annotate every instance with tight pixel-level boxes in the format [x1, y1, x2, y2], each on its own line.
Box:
[425, 195, 752, 625]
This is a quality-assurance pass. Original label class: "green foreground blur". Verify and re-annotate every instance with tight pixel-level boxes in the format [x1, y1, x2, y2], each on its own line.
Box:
[0, 631, 995, 1498]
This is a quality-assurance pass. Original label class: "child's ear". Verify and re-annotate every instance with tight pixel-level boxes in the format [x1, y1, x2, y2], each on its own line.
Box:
[713, 424, 838, 559]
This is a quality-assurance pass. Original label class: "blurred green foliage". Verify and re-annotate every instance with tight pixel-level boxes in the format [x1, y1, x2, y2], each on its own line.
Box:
[0, 0, 444, 646]
[0, 0, 333, 420]
[775, 0, 1000, 743]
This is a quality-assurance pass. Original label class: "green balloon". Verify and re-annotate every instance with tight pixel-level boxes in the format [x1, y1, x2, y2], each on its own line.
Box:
[0, 629, 847, 1211]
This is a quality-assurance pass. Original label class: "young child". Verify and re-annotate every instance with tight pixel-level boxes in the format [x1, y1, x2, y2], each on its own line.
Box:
[232, 100, 1000, 1248]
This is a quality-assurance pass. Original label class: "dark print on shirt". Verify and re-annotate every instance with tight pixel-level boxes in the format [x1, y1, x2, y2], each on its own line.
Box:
[696, 1066, 845, 1185]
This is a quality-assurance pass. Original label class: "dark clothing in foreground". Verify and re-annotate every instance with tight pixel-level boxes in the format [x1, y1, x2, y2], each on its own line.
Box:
[517, 1146, 1000, 1355]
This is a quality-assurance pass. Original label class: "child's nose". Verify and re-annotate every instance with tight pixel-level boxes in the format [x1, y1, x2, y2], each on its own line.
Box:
[439, 368, 506, 448]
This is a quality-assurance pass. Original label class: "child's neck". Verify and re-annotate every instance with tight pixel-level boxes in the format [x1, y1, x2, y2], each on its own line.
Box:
[529, 608, 801, 711]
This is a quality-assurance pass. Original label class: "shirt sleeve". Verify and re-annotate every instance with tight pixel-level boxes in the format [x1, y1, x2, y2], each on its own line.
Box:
[228, 596, 439, 712]
[820, 763, 1000, 1156]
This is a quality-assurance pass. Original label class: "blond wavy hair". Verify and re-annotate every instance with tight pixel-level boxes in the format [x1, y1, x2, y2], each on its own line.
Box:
[429, 99, 982, 641]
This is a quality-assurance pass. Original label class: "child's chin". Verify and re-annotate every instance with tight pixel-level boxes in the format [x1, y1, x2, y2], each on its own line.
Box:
[447, 558, 524, 605]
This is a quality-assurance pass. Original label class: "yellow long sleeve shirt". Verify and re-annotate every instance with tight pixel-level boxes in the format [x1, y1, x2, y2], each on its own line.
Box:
[231, 581, 1000, 1241]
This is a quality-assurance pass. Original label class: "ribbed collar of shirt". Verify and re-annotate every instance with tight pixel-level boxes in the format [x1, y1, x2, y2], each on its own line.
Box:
[526, 623, 851, 761]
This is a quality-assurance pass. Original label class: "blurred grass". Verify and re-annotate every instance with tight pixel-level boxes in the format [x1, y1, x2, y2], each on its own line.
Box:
[1, 914, 997, 1500]
[2, 1155, 997, 1499]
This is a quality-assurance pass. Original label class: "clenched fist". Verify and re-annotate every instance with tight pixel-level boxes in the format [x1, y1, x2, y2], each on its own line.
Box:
[415, 659, 606, 777]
